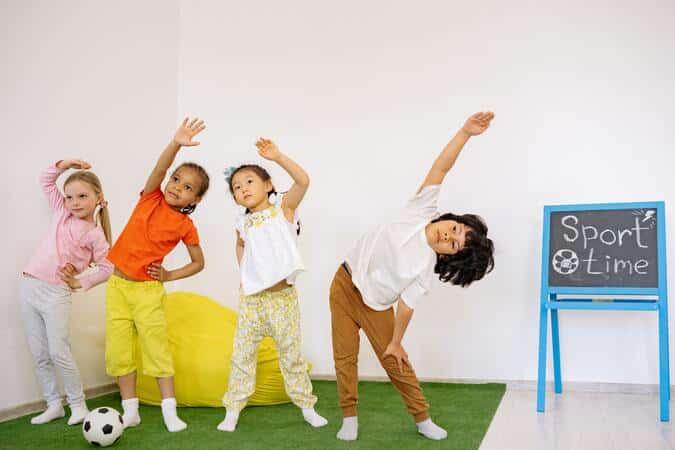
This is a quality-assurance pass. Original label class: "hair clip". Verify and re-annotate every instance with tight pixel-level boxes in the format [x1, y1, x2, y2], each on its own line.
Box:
[223, 166, 239, 186]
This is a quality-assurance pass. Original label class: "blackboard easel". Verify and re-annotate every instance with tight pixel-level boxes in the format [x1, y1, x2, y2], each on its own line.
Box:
[537, 201, 670, 421]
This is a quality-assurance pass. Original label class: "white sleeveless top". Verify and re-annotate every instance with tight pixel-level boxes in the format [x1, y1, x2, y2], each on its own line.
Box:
[235, 193, 305, 295]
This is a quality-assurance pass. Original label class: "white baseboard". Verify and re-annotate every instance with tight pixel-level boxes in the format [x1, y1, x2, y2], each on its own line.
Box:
[0, 383, 118, 423]
[311, 373, 673, 395]
[506, 380, 671, 394]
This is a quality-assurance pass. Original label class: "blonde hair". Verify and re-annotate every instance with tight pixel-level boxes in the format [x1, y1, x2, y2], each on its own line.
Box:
[64, 171, 113, 245]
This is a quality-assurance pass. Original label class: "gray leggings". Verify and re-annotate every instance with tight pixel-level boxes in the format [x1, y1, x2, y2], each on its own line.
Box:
[20, 275, 85, 407]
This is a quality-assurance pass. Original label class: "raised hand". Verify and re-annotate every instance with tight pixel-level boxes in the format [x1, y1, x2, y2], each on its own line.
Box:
[255, 138, 282, 162]
[173, 117, 206, 147]
[462, 111, 495, 136]
[57, 159, 91, 170]
[147, 262, 169, 281]
[58, 263, 81, 289]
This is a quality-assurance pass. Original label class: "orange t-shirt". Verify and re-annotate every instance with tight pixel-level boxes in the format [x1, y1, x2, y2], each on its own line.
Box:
[107, 188, 200, 281]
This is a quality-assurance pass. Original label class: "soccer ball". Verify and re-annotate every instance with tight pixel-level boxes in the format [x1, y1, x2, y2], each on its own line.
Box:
[82, 407, 124, 447]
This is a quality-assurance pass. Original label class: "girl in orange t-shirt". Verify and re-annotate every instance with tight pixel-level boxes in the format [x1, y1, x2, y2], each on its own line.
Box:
[105, 118, 210, 432]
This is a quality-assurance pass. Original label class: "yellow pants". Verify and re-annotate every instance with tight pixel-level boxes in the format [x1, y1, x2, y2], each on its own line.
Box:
[105, 275, 174, 378]
[223, 287, 317, 411]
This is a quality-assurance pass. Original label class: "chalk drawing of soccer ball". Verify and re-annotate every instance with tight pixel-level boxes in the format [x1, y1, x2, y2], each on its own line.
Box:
[552, 249, 579, 275]
[82, 407, 124, 447]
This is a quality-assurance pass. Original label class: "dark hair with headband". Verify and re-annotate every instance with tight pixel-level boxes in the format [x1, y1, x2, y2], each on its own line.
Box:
[171, 162, 210, 215]
[225, 164, 300, 235]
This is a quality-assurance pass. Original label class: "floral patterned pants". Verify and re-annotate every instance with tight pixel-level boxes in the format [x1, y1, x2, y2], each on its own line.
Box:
[223, 286, 317, 411]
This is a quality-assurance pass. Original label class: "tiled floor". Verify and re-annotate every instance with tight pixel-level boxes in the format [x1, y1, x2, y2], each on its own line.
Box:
[480, 390, 674, 450]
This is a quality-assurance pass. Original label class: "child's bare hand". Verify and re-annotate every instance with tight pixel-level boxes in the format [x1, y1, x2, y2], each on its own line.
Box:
[58, 263, 81, 289]
[147, 262, 170, 281]
[255, 138, 282, 161]
[173, 117, 206, 147]
[382, 342, 410, 374]
[57, 159, 91, 170]
[462, 111, 494, 136]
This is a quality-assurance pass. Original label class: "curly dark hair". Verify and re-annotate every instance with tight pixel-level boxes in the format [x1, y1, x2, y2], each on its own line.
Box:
[432, 212, 494, 287]
[170, 162, 210, 215]
[175, 162, 210, 196]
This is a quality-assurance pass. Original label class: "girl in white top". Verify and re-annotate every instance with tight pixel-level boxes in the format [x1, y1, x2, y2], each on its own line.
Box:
[218, 138, 327, 432]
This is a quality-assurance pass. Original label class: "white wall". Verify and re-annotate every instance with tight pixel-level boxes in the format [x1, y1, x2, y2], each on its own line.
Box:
[1, 1, 179, 410]
[3, 0, 675, 413]
[173, 0, 675, 384]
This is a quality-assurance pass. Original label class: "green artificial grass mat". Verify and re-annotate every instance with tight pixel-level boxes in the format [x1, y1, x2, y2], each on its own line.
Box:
[0, 380, 505, 450]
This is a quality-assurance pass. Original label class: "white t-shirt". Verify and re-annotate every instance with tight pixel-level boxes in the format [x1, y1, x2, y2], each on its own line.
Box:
[235, 194, 304, 295]
[345, 185, 441, 311]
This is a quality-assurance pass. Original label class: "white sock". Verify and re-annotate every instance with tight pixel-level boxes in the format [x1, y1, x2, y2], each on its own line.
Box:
[302, 408, 328, 428]
[67, 402, 89, 425]
[336, 416, 358, 441]
[217, 409, 240, 432]
[31, 402, 65, 425]
[121, 398, 141, 428]
[416, 418, 447, 440]
[161, 397, 186, 432]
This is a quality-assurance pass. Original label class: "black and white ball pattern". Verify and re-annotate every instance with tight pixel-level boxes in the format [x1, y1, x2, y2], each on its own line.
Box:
[82, 407, 124, 447]
[552, 249, 579, 275]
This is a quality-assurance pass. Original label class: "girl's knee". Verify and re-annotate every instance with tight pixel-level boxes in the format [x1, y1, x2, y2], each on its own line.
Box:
[49, 349, 74, 368]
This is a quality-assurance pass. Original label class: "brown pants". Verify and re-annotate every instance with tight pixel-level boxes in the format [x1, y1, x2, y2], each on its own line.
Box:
[329, 265, 430, 422]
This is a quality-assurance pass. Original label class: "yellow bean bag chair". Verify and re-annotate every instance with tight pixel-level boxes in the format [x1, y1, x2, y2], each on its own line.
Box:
[136, 291, 290, 407]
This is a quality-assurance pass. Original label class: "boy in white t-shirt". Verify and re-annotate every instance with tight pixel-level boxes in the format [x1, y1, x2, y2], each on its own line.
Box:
[330, 111, 496, 441]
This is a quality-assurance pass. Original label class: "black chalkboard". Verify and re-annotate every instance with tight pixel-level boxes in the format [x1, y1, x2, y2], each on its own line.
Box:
[548, 208, 658, 288]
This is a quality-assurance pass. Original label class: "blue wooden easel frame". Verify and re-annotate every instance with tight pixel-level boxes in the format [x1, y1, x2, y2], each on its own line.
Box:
[536, 201, 670, 421]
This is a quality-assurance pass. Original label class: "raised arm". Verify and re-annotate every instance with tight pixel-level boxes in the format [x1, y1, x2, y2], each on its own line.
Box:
[417, 111, 494, 194]
[41, 159, 91, 211]
[255, 138, 309, 220]
[143, 117, 206, 194]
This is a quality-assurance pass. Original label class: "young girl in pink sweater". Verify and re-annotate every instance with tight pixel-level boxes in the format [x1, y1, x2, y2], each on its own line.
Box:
[21, 159, 113, 426]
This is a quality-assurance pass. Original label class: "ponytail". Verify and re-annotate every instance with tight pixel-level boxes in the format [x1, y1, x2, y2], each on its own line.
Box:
[97, 202, 113, 246]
